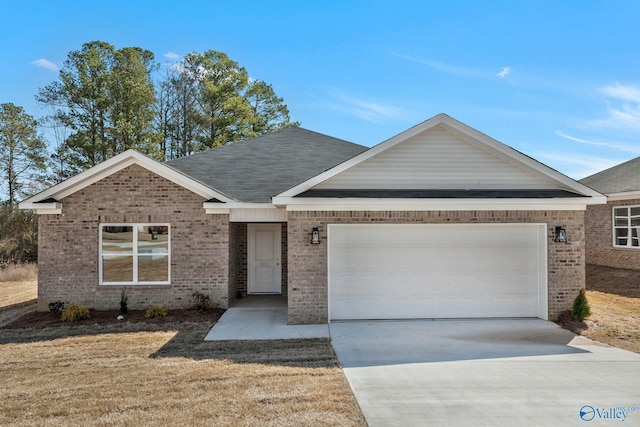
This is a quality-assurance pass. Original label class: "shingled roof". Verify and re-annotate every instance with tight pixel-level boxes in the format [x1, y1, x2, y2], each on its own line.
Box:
[166, 127, 367, 203]
[580, 156, 640, 195]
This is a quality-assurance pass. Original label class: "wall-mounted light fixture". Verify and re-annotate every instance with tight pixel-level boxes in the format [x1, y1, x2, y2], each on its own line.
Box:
[554, 226, 567, 243]
[311, 227, 321, 244]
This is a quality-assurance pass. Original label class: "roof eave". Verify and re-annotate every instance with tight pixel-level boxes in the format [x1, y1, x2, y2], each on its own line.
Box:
[20, 149, 236, 210]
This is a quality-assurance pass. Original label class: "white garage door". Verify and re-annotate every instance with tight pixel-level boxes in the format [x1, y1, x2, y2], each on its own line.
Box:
[328, 224, 547, 320]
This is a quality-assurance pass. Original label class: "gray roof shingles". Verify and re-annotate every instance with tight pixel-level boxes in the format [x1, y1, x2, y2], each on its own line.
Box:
[580, 156, 640, 194]
[165, 127, 368, 203]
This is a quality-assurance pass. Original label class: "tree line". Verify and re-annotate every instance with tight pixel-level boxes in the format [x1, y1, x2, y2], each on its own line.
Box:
[0, 40, 298, 262]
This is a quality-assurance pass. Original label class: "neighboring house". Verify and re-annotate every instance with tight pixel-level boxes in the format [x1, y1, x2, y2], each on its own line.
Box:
[20, 114, 605, 323]
[580, 157, 640, 270]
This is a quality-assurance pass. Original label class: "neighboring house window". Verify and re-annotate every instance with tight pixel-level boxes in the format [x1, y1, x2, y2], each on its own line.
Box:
[613, 207, 640, 248]
[100, 224, 170, 285]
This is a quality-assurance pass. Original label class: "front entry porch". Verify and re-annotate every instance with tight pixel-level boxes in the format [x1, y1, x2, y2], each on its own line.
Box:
[228, 222, 288, 303]
[204, 295, 329, 340]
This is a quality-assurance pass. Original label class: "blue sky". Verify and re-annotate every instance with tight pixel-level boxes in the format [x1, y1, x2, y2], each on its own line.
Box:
[2, 0, 640, 179]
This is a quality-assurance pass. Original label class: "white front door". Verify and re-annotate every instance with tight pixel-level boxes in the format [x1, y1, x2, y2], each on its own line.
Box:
[248, 223, 282, 294]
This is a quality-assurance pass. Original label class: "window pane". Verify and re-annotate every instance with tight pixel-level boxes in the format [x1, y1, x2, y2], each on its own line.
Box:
[138, 255, 169, 282]
[102, 226, 133, 254]
[103, 256, 133, 282]
[615, 218, 628, 226]
[137, 225, 169, 255]
[615, 229, 629, 246]
[631, 217, 640, 227]
[631, 207, 640, 216]
[614, 207, 628, 217]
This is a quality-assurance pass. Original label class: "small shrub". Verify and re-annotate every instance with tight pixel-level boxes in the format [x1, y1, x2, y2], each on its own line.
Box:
[192, 291, 210, 311]
[572, 289, 592, 321]
[145, 304, 168, 318]
[48, 300, 65, 317]
[119, 288, 128, 315]
[61, 304, 91, 322]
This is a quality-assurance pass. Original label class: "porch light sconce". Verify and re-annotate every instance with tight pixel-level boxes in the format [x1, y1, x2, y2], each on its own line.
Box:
[554, 226, 567, 243]
[311, 227, 321, 244]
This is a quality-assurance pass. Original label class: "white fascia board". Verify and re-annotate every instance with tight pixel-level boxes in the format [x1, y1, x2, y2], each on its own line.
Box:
[279, 197, 600, 212]
[202, 202, 279, 209]
[21, 149, 234, 205]
[203, 202, 282, 216]
[275, 113, 604, 199]
[606, 191, 640, 201]
[18, 201, 62, 214]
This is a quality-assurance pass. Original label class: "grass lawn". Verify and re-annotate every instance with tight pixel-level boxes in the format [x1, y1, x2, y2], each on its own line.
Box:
[0, 280, 37, 308]
[0, 322, 366, 426]
[0, 264, 37, 309]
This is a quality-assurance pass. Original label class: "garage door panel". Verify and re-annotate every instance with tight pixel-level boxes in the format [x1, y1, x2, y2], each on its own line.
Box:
[329, 224, 545, 320]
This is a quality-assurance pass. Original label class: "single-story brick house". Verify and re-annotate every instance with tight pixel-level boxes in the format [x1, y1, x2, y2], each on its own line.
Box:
[20, 114, 605, 323]
[580, 157, 640, 270]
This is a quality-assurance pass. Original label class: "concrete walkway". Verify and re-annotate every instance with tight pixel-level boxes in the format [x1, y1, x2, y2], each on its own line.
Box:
[204, 295, 329, 340]
[330, 319, 640, 427]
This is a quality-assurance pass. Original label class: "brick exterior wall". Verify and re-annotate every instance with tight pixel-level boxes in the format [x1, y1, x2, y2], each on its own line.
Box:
[287, 210, 585, 324]
[585, 199, 640, 270]
[228, 222, 245, 301]
[37, 164, 230, 311]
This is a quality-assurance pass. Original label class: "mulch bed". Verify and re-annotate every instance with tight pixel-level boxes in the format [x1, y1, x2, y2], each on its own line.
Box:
[554, 309, 588, 334]
[3, 308, 224, 329]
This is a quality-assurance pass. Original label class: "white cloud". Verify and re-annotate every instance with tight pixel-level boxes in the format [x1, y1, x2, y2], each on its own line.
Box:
[554, 130, 608, 146]
[496, 67, 511, 78]
[391, 52, 483, 77]
[600, 83, 640, 103]
[164, 51, 181, 60]
[555, 130, 640, 156]
[536, 151, 624, 180]
[587, 83, 640, 131]
[327, 89, 418, 123]
[31, 58, 58, 71]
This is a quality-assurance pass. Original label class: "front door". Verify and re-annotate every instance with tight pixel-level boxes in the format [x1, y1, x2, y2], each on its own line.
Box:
[247, 223, 282, 294]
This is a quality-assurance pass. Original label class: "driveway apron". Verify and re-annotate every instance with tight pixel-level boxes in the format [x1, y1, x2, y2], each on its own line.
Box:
[330, 319, 640, 427]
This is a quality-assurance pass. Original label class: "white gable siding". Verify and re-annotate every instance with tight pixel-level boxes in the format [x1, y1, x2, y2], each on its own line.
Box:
[315, 125, 561, 190]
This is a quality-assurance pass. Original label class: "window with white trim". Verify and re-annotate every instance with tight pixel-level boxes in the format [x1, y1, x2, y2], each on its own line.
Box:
[100, 224, 170, 285]
[613, 206, 640, 248]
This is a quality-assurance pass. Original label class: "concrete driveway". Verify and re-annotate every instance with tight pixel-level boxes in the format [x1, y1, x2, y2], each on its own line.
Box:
[330, 319, 640, 427]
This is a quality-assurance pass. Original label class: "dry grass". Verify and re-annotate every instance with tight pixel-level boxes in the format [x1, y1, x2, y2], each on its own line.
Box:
[0, 322, 366, 427]
[0, 264, 37, 283]
[581, 290, 640, 354]
[0, 278, 37, 309]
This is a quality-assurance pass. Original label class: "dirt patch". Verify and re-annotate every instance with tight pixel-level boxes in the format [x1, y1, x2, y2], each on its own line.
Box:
[586, 264, 640, 297]
[556, 264, 640, 354]
[3, 307, 224, 329]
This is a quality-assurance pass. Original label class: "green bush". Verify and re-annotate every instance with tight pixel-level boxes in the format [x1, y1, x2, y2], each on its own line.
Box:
[145, 304, 168, 318]
[572, 289, 591, 321]
[61, 304, 90, 322]
[191, 291, 210, 312]
[48, 300, 65, 317]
